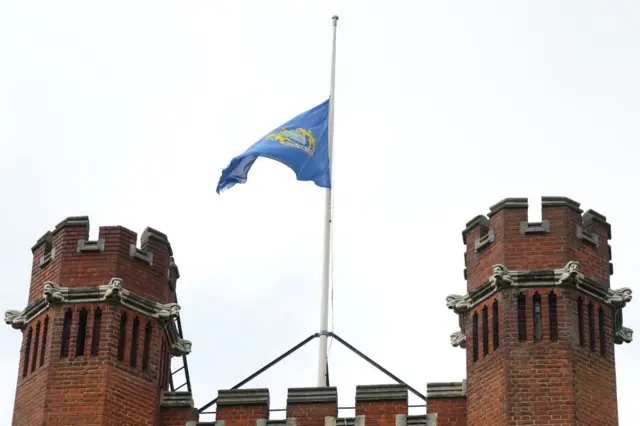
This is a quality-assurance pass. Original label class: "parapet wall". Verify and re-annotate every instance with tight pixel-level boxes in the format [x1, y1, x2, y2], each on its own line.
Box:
[462, 197, 612, 292]
[198, 384, 462, 426]
[29, 216, 179, 305]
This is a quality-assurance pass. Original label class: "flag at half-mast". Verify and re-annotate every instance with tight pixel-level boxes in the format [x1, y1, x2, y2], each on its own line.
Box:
[216, 99, 331, 194]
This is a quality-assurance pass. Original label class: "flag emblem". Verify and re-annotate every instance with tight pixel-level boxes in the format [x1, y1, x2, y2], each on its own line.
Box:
[266, 128, 317, 156]
[216, 99, 331, 194]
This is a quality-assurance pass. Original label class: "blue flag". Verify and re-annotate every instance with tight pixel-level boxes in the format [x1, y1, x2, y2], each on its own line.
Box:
[216, 99, 331, 194]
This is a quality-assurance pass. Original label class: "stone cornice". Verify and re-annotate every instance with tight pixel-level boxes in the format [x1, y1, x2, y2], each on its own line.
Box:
[446, 261, 633, 347]
[355, 384, 408, 402]
[426, 380, 467, 399]
[160, 391, 195, 408]
[4, 278, 192, 356]
[287, 387, 337, 404]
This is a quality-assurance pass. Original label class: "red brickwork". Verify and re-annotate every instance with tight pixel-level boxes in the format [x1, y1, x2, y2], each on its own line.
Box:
[10, 217, 191, 426]
[29, 219, 176, 304]
[160, 406, 199, 425]
[426, 397, 466, 426]
[463, 198, 612, 292]
[355, 384, 408, 426]
[216, 401, 269, 425]
[214, 386, 416, 426]
[459, 197, 621, 426]
[286, 387, 337, 426]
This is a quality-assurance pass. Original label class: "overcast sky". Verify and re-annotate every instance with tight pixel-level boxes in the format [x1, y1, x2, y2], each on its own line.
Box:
[1, 1, 639, 424]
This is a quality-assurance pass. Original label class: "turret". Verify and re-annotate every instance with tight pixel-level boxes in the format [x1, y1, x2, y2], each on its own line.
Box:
[443, 197, 632, 425]
[6, 217, 197, 425]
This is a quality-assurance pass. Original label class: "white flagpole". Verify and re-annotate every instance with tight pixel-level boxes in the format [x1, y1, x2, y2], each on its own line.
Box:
[317, 15, 339, 387]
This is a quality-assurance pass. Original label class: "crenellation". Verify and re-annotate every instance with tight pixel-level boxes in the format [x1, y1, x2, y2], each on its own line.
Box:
[10, 217, 192, 425]
[7, 197, 633, 425]
[461, 215, 489, 245]
[426, 381, 466, 399]
[453, 196, 630, 425]
[217, 388, 270, 407]
[540, 196, 583, 213]
[287, 386, 337, 404]
[487, 197, 528, 217]
[141, 226, 173, 256]
[130, 244, 154, 265]
[519, 220, 550, 234]
[463, 197, 615, 291]
[31, 230, 53, 254]
[77, 238, 105, 253]
[355, 383, 408, 402]
[28, 218, 178, 306]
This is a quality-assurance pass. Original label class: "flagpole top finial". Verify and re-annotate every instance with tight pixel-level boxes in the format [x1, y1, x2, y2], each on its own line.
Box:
[332, 15, 339, 21]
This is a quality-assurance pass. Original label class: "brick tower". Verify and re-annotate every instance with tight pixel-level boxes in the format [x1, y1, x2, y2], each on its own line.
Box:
[5, 217, 197, 425]
[441, 197, 633, 425]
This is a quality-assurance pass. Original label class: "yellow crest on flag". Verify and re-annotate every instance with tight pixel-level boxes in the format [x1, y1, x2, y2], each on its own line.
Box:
[266, 127, 316, 156]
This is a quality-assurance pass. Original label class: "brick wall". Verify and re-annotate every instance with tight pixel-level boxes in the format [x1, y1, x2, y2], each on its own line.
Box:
[29, 218, 176, 304]
[286, 387, 337, 426]
[462, 197, 612, 292]
[212, 385, 435, 426]
[9, 217, 193, 426]
[458, 197, 622, 425]
[426, 382, 466, 426]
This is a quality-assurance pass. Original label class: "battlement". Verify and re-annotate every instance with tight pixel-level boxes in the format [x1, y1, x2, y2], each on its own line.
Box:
[28, 216, 178, 305]
[206, 385, 439, 426]
[462, 197, 612, 291]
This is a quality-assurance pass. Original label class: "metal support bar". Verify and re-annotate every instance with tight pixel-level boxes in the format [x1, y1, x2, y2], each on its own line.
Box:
[328, 332, 426, 401]
[172, 366, 185, 375]
[169, 367, 175, 391]
[176, 316, 193, 393]
[196, 330, 426, 414]
[198, 333, 320, 413]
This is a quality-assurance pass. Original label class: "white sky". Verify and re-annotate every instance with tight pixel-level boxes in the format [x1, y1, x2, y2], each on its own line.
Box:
[1, 1, 639, 424]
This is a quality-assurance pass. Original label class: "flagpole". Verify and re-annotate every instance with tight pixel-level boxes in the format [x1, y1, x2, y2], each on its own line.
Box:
[317, 15, 339, 387]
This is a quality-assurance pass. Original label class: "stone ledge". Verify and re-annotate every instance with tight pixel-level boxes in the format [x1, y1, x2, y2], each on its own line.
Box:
[287, 387, 337, 404]
[520, 220, 550, 234]
[541, 196, 583, 213]
[355, 384, 408, 402]
[217, 388, 270, 406]
[160, 391, 194, 407]
[4, 278, 192, 356]
[487, 197, 528, 217]
[142, 227, 174, 256]
[426, 381, 466, 399]
[54, 216, 91, 234]
[446, 262, 633, 345]
[461, 215, 489, 244]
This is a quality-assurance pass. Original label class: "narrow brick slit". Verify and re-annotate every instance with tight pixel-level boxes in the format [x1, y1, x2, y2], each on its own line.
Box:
[130, 317, 140, 368]
[75, 309, 88, 358]
[492, 299, 499, 350]
[142, 322, 152, 372]
[517, 293, 526, 342]
[60, 309, 72, 359]
[117, 312, 127, 361]
[533, 293, 542, 342]
[472, 311, 479, 362]
[588, 302, 596, 352]
[39, 317, 48, 367]
[22, 327, 32, 378]
[90, 308, 102, 356]
[549, 292, 558, 342]
[482, 305, 489, 356]
[578, 297, 585, 346]
[598, 306, 606, 356]
[31, 322, 40, 373]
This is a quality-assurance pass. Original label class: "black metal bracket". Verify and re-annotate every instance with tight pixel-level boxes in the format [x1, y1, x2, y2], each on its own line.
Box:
[197, 331, 426, 414]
